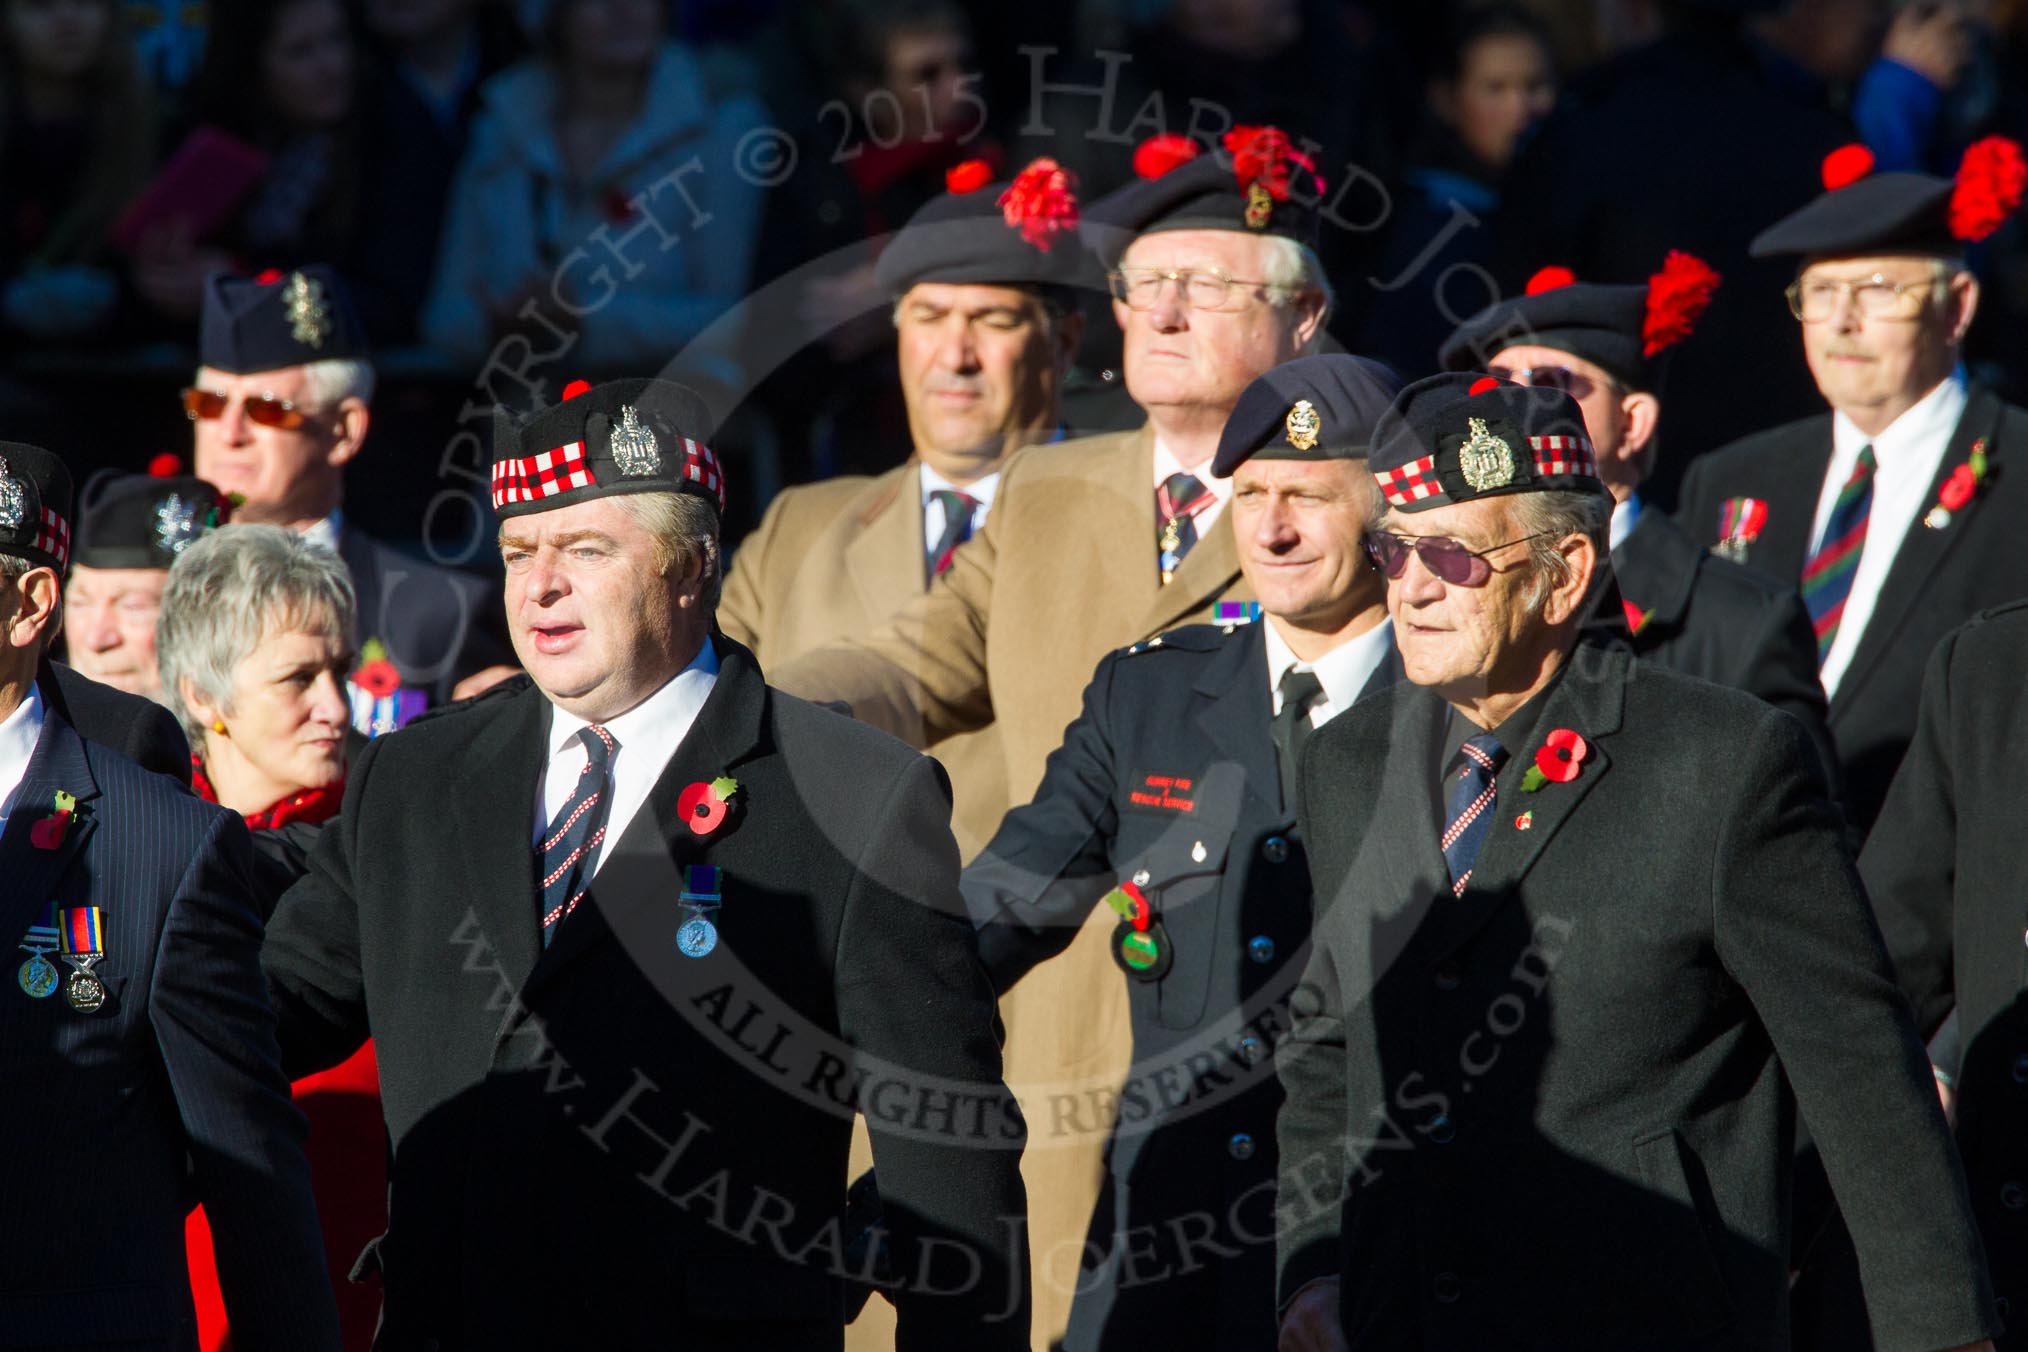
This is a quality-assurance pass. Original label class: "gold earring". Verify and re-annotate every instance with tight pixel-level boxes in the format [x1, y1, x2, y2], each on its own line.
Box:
[211, 720, 227, 736]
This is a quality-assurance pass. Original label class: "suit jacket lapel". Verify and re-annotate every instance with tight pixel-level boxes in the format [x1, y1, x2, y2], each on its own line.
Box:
[523, 637, 770, 998]
[1191, 624, 1283, 820]
[844, 464, 924, 621]
[0, 684, 102, 949]
[452, 684, 549, 995]
[1832, 386, 2005, 718]
[1426, 644, 1626, 961]
[1612, 511, 1701, 631]
[1741, 426, 1834, 583]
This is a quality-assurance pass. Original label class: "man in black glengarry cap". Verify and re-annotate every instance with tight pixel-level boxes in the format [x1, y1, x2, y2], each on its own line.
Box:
[189, 265, 513, 731]
[1274, 370, 1998, 1352]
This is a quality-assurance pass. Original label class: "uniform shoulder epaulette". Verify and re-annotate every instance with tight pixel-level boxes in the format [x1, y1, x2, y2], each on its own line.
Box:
[1121, 610, 1259, 657]
[404, 672, 534, 729]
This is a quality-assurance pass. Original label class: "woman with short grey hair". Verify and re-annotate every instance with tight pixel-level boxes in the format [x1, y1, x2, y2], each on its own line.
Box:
[158, 523, 355, 825]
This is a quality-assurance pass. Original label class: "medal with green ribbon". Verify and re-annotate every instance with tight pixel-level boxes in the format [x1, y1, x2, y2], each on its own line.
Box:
[1104, 879, 1173, 982]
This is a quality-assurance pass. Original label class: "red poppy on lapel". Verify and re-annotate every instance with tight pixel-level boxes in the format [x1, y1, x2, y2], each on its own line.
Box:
[1522, 729, 1589, 791]
[1925, 438, 1992, 529]
[678, 776, 740, 837]
[1621, 599, 1654, 636]
[29, 790, 76, 850]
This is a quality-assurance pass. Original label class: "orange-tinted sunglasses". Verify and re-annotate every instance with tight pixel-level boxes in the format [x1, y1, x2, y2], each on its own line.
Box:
[180, 387, 311, 431]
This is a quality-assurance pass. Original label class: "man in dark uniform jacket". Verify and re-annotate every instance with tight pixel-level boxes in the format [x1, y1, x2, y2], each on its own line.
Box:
[1861, 600, 2028, 1348]
[261, 379, 1028, 1350]
[1677, 141, 2028, 832]
[965, 355, 1402, 1351]
[1273, 373, 1998, 1352]
[0, 442, 336, 1350]
[48, 660, 191, 785]
[1441, 251, 1833, 775]
[188, 265, 513, 732]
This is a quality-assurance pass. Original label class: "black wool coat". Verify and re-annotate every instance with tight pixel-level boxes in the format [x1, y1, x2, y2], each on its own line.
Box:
[1676, 385, 2028, 830]
[1275, 642, 1997, 1352]
[1861, 599, 2028, 1345]
[262, 636, 1029, 1351]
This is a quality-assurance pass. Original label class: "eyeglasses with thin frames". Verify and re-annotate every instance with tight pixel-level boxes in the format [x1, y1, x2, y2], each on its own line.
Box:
[1363, 530, 1555, 587]
[1107, 267, 1282, 312]
[1784, 273, 1943, 323]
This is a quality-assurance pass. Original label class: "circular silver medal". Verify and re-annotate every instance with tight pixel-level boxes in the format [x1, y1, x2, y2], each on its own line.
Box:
[64, 968, 106, 1013]
[17, 954, 57, 999]
[677, 917, 719, 958]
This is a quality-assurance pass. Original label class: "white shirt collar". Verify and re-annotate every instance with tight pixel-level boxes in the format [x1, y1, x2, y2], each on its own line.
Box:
[1151, 434, 1233, 532]
[1814, 366, 1970, 698]
[0, 681, 47, 829]
[300, 508, 345, 555]
[1262, 615, 1394, 728]
[918, 463, 1000, 517]
[537, 639, 721, 871]
[1609, 493, 1642, 553]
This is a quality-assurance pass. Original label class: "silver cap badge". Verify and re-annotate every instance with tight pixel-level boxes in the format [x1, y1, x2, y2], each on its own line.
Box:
[610, 405, 662, 477]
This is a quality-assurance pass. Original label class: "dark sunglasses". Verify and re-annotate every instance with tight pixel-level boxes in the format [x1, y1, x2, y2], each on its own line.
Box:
[181, 387, 312, 431]
[1486, 364, 1606, 401]
[1363, 530, 1554, 587]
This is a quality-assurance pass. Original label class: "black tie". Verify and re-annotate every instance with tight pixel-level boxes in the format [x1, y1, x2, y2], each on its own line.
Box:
[1271, 667, 1326, 812]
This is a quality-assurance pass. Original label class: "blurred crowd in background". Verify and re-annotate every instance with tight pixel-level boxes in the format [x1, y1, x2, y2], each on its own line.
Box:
[6, 0, 2028, 543]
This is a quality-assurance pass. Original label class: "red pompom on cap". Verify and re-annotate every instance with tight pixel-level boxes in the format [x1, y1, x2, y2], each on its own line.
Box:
[254, 268, 284, 285]
[561, 379, 593, 400]
[997, 158, 1080, 252]
[1821, 144, 1875, 192]
[1642, 250, 1722, 358]
[1133, 133, 1201, 180]
[1526, 266, 1577, 295]
[1468, 376, 1502, 395]
[945, 159, 993, 194]
[147, 452, 183, 478]
[1223, 125, 1325, 201]
[1949, 136, 2028, 242]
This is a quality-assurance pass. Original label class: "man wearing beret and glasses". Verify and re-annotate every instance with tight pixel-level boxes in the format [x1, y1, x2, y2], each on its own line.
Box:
[1273, 372, 1998, 1352]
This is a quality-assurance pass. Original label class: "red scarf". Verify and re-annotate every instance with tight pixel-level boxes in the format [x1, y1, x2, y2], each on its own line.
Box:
[190, 756, 342, 831]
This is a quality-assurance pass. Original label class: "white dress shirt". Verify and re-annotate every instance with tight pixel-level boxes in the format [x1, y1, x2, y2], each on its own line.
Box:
[920, 464, 1000, 553]
[1813, 367, 1968, 697]
[533, 640, 720, 877]
[0, 682, 46, 834]
[1609, 494, 1642, 553]
[1152, 436, 1235, 536]
[1264, 616, 1395, 729]
[300, 508, 344, 555]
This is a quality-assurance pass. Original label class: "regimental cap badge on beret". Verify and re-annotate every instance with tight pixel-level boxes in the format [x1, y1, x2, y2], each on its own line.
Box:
[609, 405, 662, 477]
[1458, 417, 1516, 492]
[1370, 372, 1604, 512]
[73, 464, 227, 569]
[0, 454, 24, 531]
[1284, 399, 1321, 451]
[283, 270, 331, 348]
[154, 494, 199, 554]
[492, 377, 724, 519]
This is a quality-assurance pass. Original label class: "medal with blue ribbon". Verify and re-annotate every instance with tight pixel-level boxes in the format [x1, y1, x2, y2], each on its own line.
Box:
[57, 906, 106, 1012]
[677, 865, 722, 958]
[16, 901, 59, 999]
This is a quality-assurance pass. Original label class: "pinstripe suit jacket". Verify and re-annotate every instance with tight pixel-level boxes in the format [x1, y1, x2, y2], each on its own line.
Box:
[0, 680, 336, 1351]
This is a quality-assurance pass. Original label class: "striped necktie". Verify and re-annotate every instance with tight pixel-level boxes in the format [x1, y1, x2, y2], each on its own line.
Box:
[926, 489, 978, 582]
[1441, 734, 1508, 897]
[539, 724, 617, 947]
[1800, 444, 1876, 664]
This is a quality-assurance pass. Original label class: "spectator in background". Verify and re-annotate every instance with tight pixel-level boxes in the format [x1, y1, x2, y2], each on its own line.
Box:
[420, 0, 766, 373]
[348, 0, 525, 344]
[132, 0, 364, 322]
[1356, 5, 1557, 378]
[0, 0, 155, 345]
[747, 0, 1004, 481]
